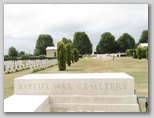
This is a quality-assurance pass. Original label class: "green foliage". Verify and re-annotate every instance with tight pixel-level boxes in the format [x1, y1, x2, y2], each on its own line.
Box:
[77, 50, 79, 61]
[62, 37, 72, 44]
[138, 30, 148, 44]
[73, 48, 79, 62]
[71, 52, 74, 63]
[133, 51, 137, 59]
[39, 55, 46, 59]
[20, 54, 30, 60]
[141, 48, 146, 58]
[126, 49, 136, 57]
[146, 46, 148, 60]
[65, 43, 71, 66]
[8, 47, 18, 57]
[4, 55, 17, 60]
[73, 32, 92, 55]
[18, 51, 25, 57]
[96, 32, 116, 54]
[117, 33, 135, 53]
[136, 47, 142, 59]
[34, 34, 54, 55]
[57, 41, 66, 71]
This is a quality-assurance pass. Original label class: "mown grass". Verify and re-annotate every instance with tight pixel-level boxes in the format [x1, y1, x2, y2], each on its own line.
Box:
[4, 56, 148, 112]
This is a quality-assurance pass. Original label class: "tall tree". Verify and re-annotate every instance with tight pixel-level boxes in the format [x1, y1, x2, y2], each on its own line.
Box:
[73, 32, 92, 55]
[96, 32, 116, 54]
[62, 37, 72, 44]
[65, 43, 71, 66]
[117, 33, 135, 53]
[8, 47, 18, 57]
[34, 34, 54, 55]
[73, 48, 79, 62]
[57, 41, 66, 71]
[138, 30, 148, 44]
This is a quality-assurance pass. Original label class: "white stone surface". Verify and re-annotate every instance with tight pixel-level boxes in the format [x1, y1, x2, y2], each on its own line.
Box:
[50, 103, 139, 112]
[14, 73, 135, 95]
[15, 73, 133, 79]
[4, 95, 49, 112]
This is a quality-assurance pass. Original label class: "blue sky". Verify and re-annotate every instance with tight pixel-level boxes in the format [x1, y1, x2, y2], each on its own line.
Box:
[4, 4, 148, 55]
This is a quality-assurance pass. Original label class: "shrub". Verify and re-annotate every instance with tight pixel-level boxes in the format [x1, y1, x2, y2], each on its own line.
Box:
[126, 49, 136, 57]
[133, 51, 137, 59]
[136, 47, 142, 59]
[141, 48, 146, 58]
[39, 55, 46, 59]
[73, 48, 79, 62]
[20, 54, 30, 60]
[4, 55, 17, 60]
[57, 41, 66, 71]
[65, 43, 71, 66]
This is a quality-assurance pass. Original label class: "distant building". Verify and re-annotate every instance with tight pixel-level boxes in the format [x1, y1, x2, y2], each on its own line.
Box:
[138, 43, 148, 48]
[46, 46, 57, 58]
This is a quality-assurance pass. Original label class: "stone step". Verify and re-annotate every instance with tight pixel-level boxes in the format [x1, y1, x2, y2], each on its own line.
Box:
[4, 95, 50, 112]
[50, 103, 139, 112]
[49, 95, 137, 104]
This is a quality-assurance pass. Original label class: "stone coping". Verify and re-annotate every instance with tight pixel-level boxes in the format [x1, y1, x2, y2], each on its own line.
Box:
[15, 73, 134, 80]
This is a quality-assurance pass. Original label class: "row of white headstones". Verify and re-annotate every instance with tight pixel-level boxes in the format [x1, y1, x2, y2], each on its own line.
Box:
[4, 59, 58, 74]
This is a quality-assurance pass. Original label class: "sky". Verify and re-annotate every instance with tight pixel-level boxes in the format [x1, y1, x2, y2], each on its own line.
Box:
[4, 4, 148, 55]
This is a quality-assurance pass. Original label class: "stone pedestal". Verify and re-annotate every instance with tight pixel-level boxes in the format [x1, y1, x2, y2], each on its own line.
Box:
[5, 73, 139, 112]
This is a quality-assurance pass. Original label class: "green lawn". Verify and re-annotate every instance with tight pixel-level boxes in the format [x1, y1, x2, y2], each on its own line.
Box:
[4, 56, 148, 112]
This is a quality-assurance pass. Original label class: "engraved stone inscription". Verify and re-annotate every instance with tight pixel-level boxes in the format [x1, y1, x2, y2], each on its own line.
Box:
[19, 83, 49, 90]
[18, 83, 128, 91]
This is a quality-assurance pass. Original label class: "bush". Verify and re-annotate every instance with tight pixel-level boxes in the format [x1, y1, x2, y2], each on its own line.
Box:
[73, 48, 79, 62]
[136, 47, 142, 59]
[126, 49, 136, 57]
[4, 55, 17, 60]
[133, 51, 137, 59]
[141, 48, 146, 58]
[65, 43, 71, 66]
[57, 41, 66, 71]
[20, 54, 30, 60]
[39, 55, 46, 59]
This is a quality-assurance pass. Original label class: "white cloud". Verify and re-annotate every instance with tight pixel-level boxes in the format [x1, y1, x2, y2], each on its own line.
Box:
[4, 4, 148, 54]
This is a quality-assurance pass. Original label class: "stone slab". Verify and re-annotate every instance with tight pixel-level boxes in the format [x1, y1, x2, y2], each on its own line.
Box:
[50, 103, 139, 112]
[14, 73, 134, 95]
[49, 95, 137, 104]
[4, 95, 49, 112]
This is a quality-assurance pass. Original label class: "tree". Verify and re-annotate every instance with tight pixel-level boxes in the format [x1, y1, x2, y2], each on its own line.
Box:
[138, 30, 148, 44]
[65, 43, 71, 66]
[18, 51, 25, 57]
[57, 41, 66, 71]
[34, 34, 54, 55]
[96, 32, 116, 54]
[117, 33, 135, 53]
[73, 32, 92, 55]
[8, 47, 18, 57]
[62, 37, 72, 44]
[73, 48, 79, 62]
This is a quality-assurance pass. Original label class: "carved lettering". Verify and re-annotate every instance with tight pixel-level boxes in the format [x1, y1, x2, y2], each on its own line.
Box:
[90, 84, 97, 90]
[116, 83, 122, 90]
[18, 83, 49, 90]
[123, 83, 127, 90]
[18, 83, 128, 91]
[53, 83, 72, 90]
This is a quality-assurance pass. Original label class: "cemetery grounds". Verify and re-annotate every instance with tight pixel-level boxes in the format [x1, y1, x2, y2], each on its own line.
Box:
[4, 56, 148, 112]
